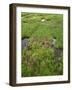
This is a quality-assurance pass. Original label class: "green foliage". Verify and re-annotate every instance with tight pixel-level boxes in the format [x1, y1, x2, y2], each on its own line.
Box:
[21, 13, 63, 77]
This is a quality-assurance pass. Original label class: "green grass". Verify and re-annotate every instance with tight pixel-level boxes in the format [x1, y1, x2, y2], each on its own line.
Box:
[21, 13, 63, 77]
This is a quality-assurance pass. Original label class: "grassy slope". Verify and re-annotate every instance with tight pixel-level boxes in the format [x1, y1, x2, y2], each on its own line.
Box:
[21, 13, 63, 77]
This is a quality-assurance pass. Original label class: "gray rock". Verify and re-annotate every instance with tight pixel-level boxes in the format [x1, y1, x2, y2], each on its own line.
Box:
[22, 38, 28, 49]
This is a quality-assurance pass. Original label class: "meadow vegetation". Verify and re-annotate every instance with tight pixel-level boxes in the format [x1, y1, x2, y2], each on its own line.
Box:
[21, 13, 63, 77]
